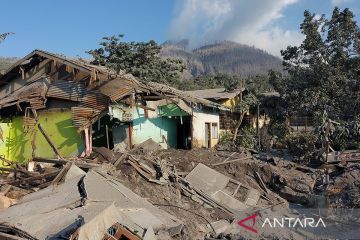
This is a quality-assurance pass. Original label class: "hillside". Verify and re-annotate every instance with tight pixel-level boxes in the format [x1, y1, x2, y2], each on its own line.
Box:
[0, 57, 18, 71]
[161, 40, 283, 77]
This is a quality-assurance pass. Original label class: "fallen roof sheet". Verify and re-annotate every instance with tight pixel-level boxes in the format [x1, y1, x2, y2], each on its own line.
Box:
[185, 163, 260, 212]
[0, 167, 181, 239]
[140, 81, 229, 111]
[0, 78, 49, 110]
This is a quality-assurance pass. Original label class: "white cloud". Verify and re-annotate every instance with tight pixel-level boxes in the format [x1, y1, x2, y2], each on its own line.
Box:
[331, 0, 351, 6]
[169, 0, 304, 56]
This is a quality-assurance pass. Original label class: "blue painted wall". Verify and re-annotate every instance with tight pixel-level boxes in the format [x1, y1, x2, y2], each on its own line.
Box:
[132, 107, 177, 148]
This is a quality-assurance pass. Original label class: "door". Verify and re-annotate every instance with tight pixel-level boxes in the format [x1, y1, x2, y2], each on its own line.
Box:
[205, 123, 211, 148]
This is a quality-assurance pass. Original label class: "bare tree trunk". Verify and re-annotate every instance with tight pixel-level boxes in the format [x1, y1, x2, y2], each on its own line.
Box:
[232, 112, 245, 142]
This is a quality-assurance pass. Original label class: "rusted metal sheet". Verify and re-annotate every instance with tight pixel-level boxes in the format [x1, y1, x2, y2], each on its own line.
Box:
[0, 79, 48, 110]
[79, 92, 109, 111]
[71, 107, 101, 128]
[98, 77, 137, 101]
[46, 80, 87, 102]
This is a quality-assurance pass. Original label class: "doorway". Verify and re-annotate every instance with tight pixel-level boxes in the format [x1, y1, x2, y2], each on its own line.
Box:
[92, 115, 115, 149]
[176, 116, 191, 149]
[205, 123, 211, 148]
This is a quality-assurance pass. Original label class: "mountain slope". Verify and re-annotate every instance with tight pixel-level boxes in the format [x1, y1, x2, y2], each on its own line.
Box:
[161, 41, 283, 77]
[0, 57, 18, 71]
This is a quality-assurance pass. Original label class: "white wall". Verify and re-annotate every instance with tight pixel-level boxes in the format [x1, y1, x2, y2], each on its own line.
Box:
[192, 109, 220, 148]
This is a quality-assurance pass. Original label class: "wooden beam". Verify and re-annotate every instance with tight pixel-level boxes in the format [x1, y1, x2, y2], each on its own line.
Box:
[0, 170, 61, 185]
[51, 162, 72, 185]
[136, 104, 155, 112]
[0, 232, 28, 240]
[37, 123, 62, 159]
[32, 157, 68, 165]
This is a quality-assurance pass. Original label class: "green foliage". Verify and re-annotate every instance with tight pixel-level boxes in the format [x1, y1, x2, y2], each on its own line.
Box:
[285, 132, 318, 164]
[87, 35, 186, 84]
[219, 131, 234, 143]
[268, 120, 288, 139]
[329, 118, 360, 150]
[271, 7, 360, 120]
[237, 127, 257, 149]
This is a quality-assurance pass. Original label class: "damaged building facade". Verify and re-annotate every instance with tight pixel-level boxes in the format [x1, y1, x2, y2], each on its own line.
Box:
[109, 82, 226, 150]
[187, 88, 243, 133]
[0, 50, 227, 165]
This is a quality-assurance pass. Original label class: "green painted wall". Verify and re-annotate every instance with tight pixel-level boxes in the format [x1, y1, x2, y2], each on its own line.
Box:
[0, 110, 84, 166]
[132, 107, 178, 149]
[158, 103, 189, 117]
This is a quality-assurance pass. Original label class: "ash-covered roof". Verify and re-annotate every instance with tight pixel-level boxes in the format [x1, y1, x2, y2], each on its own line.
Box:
[186, 88, 244, 100]
[140, 81, 229, 110]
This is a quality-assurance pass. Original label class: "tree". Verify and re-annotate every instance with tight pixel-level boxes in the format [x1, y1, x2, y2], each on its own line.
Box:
[272, 7, 360, 121]
[0, 32, 13, 43]
[232, 92, 258, 141]
[87, 35, 186, 84]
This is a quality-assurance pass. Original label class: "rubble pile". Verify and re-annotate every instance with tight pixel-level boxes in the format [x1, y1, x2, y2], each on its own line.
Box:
[0, 143, 359, 239]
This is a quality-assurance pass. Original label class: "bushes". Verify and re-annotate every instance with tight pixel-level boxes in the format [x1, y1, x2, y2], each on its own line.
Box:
[330, 119, 360, 150]
[237, 127, 257, 149]
[219, 131, 233, 143]
[218, 127, 257, 150]
[285, 132, 317, 164]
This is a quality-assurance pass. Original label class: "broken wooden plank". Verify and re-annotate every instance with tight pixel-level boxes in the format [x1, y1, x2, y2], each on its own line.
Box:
[0, 170, 61, 186]
[136, 103, 156, 111]
[33, 157, 100, 169]
[129, 155, 156, 177]
[254, 171, 268, 194]
[0, 232, 28, 240]
[219, 152, 237, 164]
[73, 162, 101, 169]
[0, 156, 15, 166]
[128, 160, 165, 185]
[32, 157, 68, 165]
[113, 152, 129, 168]
[211, 157, 253, 166]
[51, 162, 72, 185]
[37, 123, 62, 159]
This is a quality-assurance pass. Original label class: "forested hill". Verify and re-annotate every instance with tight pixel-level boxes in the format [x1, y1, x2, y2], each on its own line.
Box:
[160, 40, 283, 77]
[1, 40, 283, 77]
[0, 57, 18, 71]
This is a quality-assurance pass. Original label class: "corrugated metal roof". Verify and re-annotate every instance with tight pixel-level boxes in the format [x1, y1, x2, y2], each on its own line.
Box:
[0, 79, 48, 110]
[71, 107, 101, 128]
[79, 92, 109, 112]
[140, 81, 230, 111]
[47, 80, 87, 102]
[97, 74, 139, 101]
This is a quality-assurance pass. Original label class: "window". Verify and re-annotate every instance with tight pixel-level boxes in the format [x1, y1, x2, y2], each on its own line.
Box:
[211, 123, 218, 139]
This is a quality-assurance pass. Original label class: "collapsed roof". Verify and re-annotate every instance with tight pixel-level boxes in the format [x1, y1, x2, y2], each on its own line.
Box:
[0, 49, 228, 131]
[0, 165, 182, 239]
[186, 88, 244, 101]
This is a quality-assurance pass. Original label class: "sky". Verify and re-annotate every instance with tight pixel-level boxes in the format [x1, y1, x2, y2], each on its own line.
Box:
[0, 0, 359, 57]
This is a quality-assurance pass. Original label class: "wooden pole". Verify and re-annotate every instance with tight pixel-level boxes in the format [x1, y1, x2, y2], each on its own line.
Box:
[38, 123, 62, 159]
[84, 128, 90, 156]
[257, 104, 260, 150]
[105, 125, 109, 149]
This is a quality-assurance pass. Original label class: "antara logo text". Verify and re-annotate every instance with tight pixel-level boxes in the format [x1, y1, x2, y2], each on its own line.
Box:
[237, 213, 326, 234]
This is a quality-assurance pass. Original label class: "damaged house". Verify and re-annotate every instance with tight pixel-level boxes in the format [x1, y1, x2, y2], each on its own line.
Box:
[0, 50, 227, 165]
[109, 82, 228, 150]
[186, 88, 244, 133]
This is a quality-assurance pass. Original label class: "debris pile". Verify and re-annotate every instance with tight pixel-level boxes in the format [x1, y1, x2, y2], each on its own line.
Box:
[0, 143, 360, 239]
